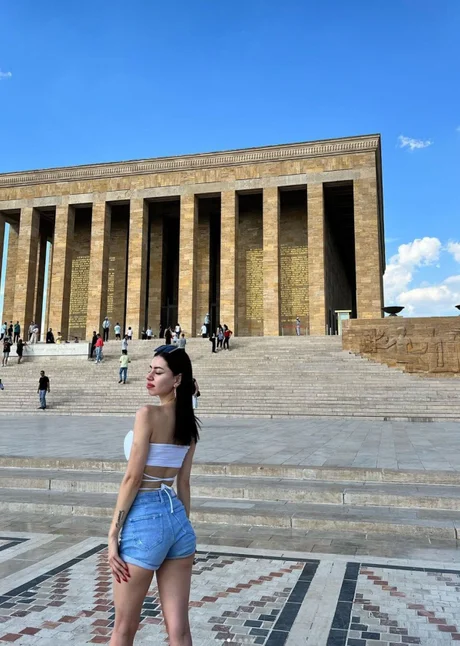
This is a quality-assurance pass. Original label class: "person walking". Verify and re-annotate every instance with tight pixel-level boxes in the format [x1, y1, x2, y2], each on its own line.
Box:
[204, 313, 210, 337]
[174, 322, 181, 337]
[2, 336, 12, 366]
[295, 317, 301, 336]
[121, 334, 129, 352]
[46, 328, 55, 344]
[217, 326, 224, 350]
[165, 326, 172, 345]
[127, 326, 133, 341]
[16, 338, 25, 364]
[102, 317, 111, 342]
[114, 322, 122, 341]
[107, 345, 199, 646]
[13, 321, 20, 344]
[95, 334, 104, 364]
[31, 324, 39, 344]
[8, 322, 13, 339]
[37, 370, 50, 410]
[118, 349, 131, 384]
[209, 331, 217, 353]
[192, 377, 200, 409]
[28, 321, 34, 342]
[146, 326, 153, 340]
[223, 325, 232, 350]
[90, 331, 98, 359]
[200, 323, 207, 338]
[179, 333, 187, 349]
[1, 322, 7, 340]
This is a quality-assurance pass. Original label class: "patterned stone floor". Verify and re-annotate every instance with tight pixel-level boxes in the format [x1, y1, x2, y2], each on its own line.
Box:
[1, 534, 460, 645]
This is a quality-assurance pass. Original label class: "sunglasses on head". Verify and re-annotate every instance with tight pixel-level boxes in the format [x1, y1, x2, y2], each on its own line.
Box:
[154, 344, 182, 355]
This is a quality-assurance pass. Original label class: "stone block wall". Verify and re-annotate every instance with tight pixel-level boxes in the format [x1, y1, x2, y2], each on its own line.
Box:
[195, 212, 210, 334]
[238, 208, 263, 336]
[68, 210, 91, 340]
[343, 317, 460, 375]
[107, 209, 129, 333]
[2, 222, 19, 323]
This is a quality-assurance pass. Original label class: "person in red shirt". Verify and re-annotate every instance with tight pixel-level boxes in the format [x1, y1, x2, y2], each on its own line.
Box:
[95, 334, 104, 364]
[223, 325, 232, 350]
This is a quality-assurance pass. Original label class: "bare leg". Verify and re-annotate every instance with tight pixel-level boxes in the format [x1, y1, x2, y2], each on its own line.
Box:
[109, 564, 153, 646]
[156, 555, 194, 646]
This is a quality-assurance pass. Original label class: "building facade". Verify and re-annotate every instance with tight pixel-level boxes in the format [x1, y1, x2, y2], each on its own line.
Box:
[0, 135, 385, 339]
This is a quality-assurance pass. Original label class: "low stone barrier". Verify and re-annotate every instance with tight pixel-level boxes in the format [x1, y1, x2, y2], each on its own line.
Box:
[15, 342, 91, 360]
[342, 316, 460, 375]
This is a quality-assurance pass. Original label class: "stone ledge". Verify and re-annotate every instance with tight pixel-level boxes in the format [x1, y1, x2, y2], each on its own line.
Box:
[0, 135, 380, 188]
[13, 343, 90, 359]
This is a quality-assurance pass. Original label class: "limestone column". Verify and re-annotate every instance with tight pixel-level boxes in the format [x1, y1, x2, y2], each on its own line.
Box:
[33, 230, 48, 330]
[354, 176, 384, 318]
[85, 201, 111, 339]
[220, 191, 239, 333]
[178, 194, 198, 336]
[126, 198, 149, 338]
[0, 215, 5, 288]
[13, 207, 40, 329]
[2, 222, 19, 322]
[307, 184, 326, 335]
[49, 205, 75, 338]
[148, 214, 163, 334]
[263, 187, 281, 336]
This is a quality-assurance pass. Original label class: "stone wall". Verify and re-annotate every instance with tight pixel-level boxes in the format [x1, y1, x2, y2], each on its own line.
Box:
[68, 210, 91, 340]
[343, 317, 460, 375]
[2, 222, 19, 323]
[279, 194, 308, 334]
[107, 208, 128, 332]
[238, 207, 263, 336]
[195, 212, 210, 334]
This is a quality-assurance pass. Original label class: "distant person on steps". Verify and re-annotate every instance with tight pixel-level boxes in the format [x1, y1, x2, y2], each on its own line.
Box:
[118, 349, 131, 384]
[37, 370, 50, 410]
[95, 334, 104, 364]
[102, 317, 111, 342]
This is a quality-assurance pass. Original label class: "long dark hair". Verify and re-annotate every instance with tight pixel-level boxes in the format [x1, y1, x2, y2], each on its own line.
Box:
[153, 346, 200, 446]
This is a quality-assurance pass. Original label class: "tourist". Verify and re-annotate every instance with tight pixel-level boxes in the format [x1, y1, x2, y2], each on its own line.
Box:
[216, 326, 224, 350]
[16, 337, 25, 364]
[114, 322, 122, 341]
[200, 322, 207, 338]
[28, 321, 34, 342]
[37, 370, 50, 410]
[46, 328, 55, 344]
[204, 313, 210, 337]
[95, 334, 104, 364]
[8, 321, 13, 339]
[141, 329, 147, 340]
[223, 325, 232, 350]
[295, 317, 301, 336]
[118, 349, 131, 384]
[2, 336, 12, 366]
[13, 321, 20, 344]
[127, 326, 133, 341]
[90, 331, 98, 359]
[0, 379, 4, 391]
[179, 333, 187, 349]
[146, 326, 153, 340]
[159, 323, 164, 339]
[31, 324, 39, 344]
[175, 322, 181, 337]
[209, 331, 217, 353]
[107, 345, 199, 646]
[102, 316, 111, 342]
[56, 332, 62, 344]
[121, 334, 129, 352]
[165, 326, 172, 344]
[1, 321, 7, 340]
[192, 377, 200, 409]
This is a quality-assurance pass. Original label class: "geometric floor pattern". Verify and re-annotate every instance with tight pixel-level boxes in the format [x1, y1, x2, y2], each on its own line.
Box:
[0, 540, 318, 645]
[327, 562, 460, 646]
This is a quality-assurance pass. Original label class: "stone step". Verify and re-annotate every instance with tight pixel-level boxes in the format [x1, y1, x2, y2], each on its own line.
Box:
[2, 467, 460, 511]
[0, 486, 457, 538]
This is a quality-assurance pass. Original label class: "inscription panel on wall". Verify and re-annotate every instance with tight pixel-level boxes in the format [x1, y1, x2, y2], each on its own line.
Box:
[68, 256, 90, 332]
[245, 248, 263, 321]
[281, 245, 308, 321]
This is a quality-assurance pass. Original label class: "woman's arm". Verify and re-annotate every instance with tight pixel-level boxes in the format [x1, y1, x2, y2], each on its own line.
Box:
[176, 442, 196, 517]
[107, 407, 151, 582]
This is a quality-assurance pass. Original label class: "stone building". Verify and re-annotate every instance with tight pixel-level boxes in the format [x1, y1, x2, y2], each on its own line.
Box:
[0, 135, 384, 339]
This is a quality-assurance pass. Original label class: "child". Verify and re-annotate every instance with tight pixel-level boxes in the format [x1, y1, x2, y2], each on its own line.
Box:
[127, 327, 133, 341]
[119, 350, 131, 384]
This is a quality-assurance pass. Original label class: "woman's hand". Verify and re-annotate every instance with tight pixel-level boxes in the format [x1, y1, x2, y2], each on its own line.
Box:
[108, 536, 130, 583]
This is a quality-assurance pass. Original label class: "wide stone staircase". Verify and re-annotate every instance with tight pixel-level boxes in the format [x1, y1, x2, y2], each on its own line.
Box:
[0, 336, 459, 420]
[1, 456, 460, 540]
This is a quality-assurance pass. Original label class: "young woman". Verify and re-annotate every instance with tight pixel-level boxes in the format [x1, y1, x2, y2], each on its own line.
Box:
[108, 345, 200, 646]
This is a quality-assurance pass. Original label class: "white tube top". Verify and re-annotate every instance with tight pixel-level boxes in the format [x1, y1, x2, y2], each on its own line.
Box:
[123, 431, 189, 468]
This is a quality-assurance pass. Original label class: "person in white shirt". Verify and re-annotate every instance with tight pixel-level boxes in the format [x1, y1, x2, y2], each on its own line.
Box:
[127, 327, 133, 341]
[31, 326, 39, 344]
[114, 322, 122, 340]
[200, 323, 207, 338]
[1, 322, 7, 340]
[121, 335, 129, 352]
[102, 317, 111, 342]
[175, 323, 181, 336]
[146, 326, 152, 340]
[179, 333, 187, 349]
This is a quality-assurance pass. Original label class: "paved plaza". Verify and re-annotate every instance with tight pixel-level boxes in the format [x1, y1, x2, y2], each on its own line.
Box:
[2, 414, 460, 471]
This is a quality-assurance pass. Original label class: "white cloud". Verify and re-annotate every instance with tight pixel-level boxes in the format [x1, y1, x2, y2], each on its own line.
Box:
[398, 135, 432, 151]
[384, 237, 442, 303]
[447, 241, 460, 263]
[399, 278, 460, 316]
[0, 70, 12, 80]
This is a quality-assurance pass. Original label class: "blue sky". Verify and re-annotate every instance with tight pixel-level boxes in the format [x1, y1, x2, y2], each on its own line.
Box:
[1, 0, 459, 318]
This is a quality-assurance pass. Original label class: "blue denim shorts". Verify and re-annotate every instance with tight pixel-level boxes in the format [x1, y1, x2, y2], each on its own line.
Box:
[119, 488, 196, 571]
